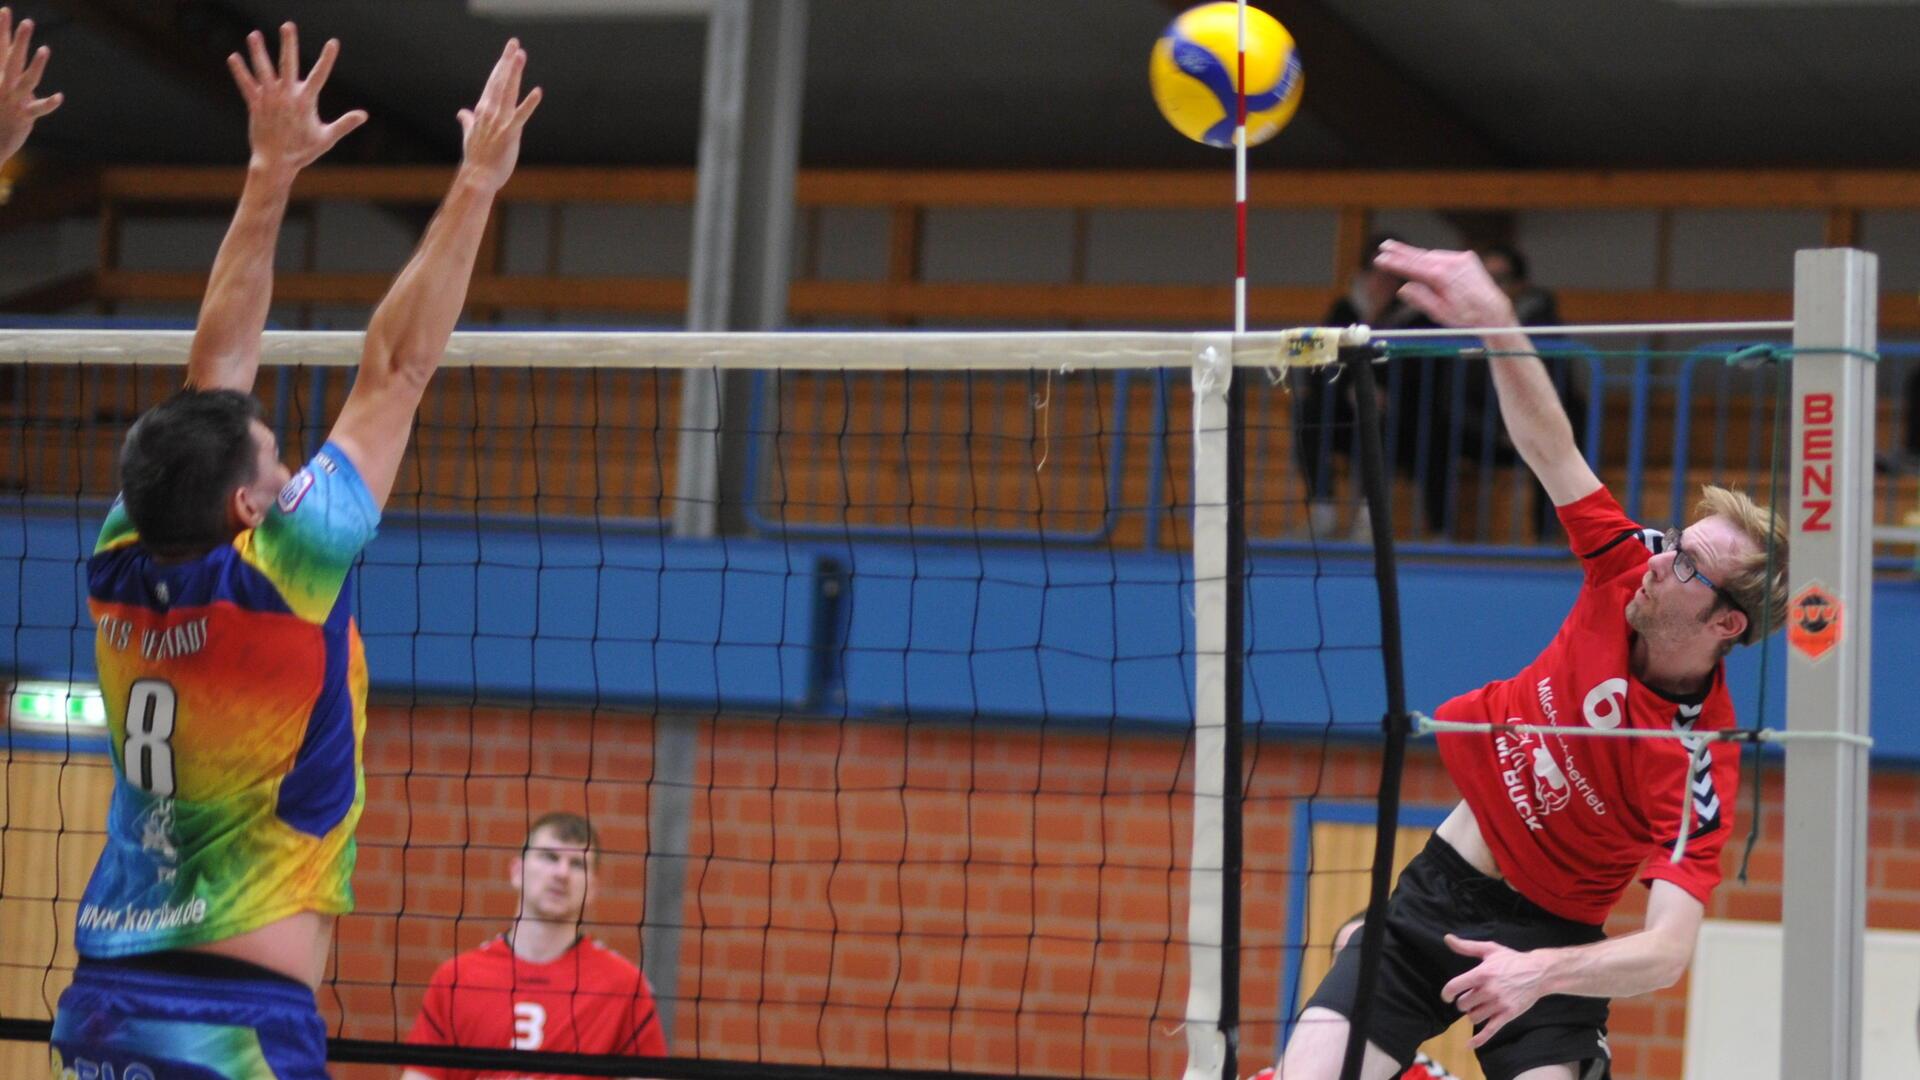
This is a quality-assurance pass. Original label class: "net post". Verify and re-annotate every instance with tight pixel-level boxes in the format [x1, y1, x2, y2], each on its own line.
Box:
[1185, 334, 1238, 1080]
[1782, 247, 1876, 1079]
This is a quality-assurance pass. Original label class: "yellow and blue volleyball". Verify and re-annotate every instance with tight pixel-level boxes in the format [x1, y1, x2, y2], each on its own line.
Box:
[1150, 3, 1303, 149]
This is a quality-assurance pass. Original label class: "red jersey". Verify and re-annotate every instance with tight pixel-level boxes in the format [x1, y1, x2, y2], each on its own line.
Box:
[1436, 486, 1739, 925]
[406, 934, 666, 1079]
[1402, 1055, 1457, 1080]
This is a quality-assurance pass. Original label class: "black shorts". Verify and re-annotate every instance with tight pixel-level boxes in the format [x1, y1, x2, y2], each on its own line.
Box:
[1301, 835, 1612, 1080]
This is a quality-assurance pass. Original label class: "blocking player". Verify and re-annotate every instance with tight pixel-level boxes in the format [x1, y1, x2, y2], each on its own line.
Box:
[401, 813, 667, 1079]
[0, 6, 64, 175]
[50, 29, 540, 1080]
[1277, 242, 1789, 1080]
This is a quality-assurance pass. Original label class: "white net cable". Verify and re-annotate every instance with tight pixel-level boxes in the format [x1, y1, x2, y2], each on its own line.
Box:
[1413, 715, 1873, 748]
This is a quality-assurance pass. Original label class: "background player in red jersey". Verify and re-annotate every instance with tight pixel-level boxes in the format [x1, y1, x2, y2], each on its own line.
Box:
[403, 813, 667, 1079]
[0, 6, 61, 177]
[1277, 243, 1790, 1080]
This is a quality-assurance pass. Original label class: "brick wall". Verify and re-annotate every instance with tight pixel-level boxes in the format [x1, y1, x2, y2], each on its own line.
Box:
[323, 703, 1899, 1080]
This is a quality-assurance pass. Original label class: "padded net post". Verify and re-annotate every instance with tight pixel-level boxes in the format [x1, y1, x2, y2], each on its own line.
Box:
[1782, 248, 1877, 1078]
[1182, 338, 1239, 1080]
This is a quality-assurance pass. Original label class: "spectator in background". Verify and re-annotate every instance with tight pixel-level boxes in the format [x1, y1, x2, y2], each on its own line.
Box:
[1301, 239, 1577, 544]
[1480, 245, 1560, 328]
[1879, 365, 1920, 474]
[1906, 368, 1920, 469]
[1472, 243, 1587, 540]
[402, 812, 666, 1079]
[1296, 234, 1431, 542]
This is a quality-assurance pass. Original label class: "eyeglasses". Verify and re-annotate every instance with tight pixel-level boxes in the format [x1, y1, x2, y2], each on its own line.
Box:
[1662, 527, 1749, 622]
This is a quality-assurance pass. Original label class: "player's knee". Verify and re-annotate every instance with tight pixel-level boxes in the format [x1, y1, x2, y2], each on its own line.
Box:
[1277, 1008, 1402, 1080]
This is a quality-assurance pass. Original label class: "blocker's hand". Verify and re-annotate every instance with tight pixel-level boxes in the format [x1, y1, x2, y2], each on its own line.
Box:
[457, 39, 542, 194]
[1441, 933, 1553, 1048]
[227, 24, 367, 176]
[1371, 241, 1519, 331]
[0, 8, 62, 167]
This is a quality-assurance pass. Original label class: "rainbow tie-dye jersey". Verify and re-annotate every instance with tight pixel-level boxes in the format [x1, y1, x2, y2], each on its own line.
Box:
[75, 442, 379, 958]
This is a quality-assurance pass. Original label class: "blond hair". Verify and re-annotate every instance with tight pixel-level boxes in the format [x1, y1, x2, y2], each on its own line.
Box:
[1694, 485, 1789, 646]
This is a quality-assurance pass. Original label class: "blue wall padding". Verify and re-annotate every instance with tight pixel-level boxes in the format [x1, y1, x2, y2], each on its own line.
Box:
[835, 543, 1195, 726]
[354, 523, 823, 710]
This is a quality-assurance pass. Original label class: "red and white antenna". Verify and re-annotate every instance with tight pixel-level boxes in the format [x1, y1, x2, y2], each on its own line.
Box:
[1234, 0, 1250, 335]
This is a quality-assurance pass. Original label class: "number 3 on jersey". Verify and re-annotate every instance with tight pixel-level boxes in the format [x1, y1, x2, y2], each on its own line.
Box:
[124, 679, 177, 797]
[513, 1001, 547, 1049]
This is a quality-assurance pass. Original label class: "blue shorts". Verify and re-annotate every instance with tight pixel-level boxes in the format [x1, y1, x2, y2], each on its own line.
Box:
[51, 954, 329, 1080]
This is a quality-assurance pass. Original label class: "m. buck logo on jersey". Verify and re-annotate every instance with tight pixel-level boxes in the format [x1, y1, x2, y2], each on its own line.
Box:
[1495, 677, 1618, 831]
[1496, 724, 1612, 830]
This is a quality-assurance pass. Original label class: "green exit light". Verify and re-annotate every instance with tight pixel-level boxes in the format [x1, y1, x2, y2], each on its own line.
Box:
[8, 681, 107, 732]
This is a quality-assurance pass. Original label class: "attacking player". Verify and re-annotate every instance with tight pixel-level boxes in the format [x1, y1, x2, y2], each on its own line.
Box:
[1277, 242, 1789, 1080]
[0, 6, 64, 176]
[402, 813, 667, 1079]
[50, 27, 540, 1079]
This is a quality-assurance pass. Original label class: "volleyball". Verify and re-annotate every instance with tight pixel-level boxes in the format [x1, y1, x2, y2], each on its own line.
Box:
[1150, 3, 1303, 149]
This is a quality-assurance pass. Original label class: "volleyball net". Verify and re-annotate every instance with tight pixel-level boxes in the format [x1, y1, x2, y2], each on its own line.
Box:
[0, 247, 1888, 1080]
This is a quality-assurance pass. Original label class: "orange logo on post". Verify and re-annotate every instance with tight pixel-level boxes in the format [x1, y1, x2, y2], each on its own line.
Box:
[1788, 583, 1842, 661]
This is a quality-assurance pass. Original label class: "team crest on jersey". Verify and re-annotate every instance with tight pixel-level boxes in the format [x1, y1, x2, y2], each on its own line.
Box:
[278, 469, 316, 513]
[1496, 726, 1569, 828]
[1527, 739, 1572, 814]
[1495, 701, 1610, 830]
[136, 798, 180, 882]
